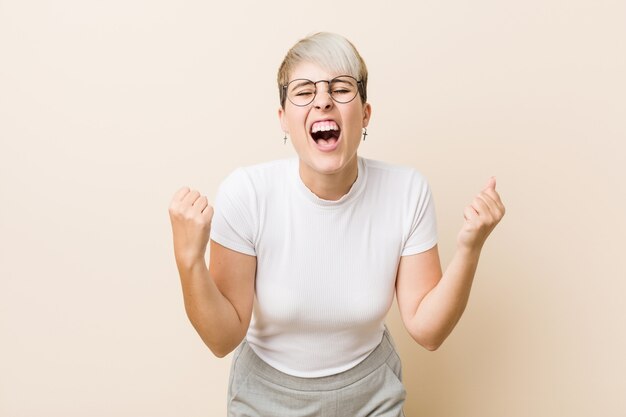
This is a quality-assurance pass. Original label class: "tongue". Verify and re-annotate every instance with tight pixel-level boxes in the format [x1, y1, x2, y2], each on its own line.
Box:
[317, 138, 337, 148]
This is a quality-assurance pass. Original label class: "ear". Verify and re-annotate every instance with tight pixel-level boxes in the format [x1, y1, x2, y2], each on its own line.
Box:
[278, 106, 288, 133]
[362, 102, 372, 128]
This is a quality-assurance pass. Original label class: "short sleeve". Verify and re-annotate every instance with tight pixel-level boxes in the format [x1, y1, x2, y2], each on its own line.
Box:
[401, 177, 438, 256]
[210, 168, 257, 256]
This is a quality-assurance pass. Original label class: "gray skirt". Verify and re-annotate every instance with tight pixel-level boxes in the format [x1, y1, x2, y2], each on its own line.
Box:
[227, 329, 406, 417]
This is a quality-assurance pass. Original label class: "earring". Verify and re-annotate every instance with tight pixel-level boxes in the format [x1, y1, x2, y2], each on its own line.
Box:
[362, 128, 368, 141]
[283, 132, 287, 144]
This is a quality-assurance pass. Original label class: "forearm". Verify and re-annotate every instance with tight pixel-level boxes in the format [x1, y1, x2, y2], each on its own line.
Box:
[177, 260, 246, 357]
[409, 246, 481, 350]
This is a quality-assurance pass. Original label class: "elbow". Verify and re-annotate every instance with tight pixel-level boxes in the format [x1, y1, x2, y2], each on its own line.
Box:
[203, 337, 240, 358]
[422, 341, 443, 351]
[188, 321, 238, 358]
[408, 318, 456, 352]
[210, 346, 231, 358]
[204, 337, 238, 358]
[409, 330, 445, 351]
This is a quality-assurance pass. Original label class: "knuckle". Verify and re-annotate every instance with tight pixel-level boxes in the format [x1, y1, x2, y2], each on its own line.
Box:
[192, 216, 205, 226]
[186, 209, 196, 216]
[168, 203, 182, 216]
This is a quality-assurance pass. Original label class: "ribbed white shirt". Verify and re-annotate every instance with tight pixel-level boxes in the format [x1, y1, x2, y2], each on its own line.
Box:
[210, 156, 437, 377]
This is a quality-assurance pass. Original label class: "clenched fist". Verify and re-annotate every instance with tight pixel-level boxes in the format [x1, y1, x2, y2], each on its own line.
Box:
[457, 177, 505, 251]
[168, 187, 214, 269]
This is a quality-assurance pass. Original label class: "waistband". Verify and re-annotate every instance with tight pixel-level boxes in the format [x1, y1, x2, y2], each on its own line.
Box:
[235, 329, 398, 392]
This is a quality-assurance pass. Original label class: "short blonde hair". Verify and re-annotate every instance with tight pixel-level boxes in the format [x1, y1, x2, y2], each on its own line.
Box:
[277, 32, 368, 108]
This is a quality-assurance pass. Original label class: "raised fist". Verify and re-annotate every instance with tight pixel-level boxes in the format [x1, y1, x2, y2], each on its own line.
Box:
[168, 187, 214, 269]
[457, 177, 505, 251]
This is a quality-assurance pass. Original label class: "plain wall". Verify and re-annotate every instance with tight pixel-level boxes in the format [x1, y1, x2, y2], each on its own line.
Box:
[1, 1, 625, 416]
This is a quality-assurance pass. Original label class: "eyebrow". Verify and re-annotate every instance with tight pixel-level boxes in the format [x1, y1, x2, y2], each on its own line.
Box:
[331, 78, 354, 85]
[289, 80, 314, 90]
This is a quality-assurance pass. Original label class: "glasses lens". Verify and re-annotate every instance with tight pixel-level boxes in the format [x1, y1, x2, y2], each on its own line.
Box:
[329, 76, 359, 104]
[287, 79, 316, 106]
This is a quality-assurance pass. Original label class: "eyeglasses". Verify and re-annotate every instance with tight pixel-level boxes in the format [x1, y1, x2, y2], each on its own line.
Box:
[283, 75, 363, 107]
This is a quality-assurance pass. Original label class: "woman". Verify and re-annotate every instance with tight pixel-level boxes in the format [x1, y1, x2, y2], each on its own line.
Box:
[168, 32, 505, 417]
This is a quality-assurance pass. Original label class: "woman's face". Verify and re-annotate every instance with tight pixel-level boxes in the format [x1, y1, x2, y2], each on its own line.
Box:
[278, 61, 371, 181]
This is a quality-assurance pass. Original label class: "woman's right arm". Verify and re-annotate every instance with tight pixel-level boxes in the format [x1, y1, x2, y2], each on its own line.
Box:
[168, 187, 256, 358]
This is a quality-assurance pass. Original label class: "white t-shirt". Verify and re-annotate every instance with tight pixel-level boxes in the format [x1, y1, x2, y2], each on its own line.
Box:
[210, 156, 437, 377]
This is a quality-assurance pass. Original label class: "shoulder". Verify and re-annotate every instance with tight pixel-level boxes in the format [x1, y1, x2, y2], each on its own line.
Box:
[362, 157, 431, 191]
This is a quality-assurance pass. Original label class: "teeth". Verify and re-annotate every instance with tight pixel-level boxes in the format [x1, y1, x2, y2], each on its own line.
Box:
[311, 120, 339, 133]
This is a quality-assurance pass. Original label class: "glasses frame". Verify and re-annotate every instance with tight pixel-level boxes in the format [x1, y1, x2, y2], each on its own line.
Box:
[282, 75, 364, 107]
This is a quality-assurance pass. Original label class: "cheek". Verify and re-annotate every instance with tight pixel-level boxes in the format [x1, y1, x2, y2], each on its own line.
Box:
[344, 109, 364, 132]
[285, 109, 308, 132]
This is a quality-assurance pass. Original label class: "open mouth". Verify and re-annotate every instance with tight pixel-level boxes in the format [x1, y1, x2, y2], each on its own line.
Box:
[310, 120, 341, 150]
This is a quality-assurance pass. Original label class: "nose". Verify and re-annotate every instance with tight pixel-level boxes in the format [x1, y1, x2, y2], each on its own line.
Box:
[312, 82, 333, 110]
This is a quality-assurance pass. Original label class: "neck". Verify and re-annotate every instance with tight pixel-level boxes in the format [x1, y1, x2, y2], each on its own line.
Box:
[299, 157, 359, 201]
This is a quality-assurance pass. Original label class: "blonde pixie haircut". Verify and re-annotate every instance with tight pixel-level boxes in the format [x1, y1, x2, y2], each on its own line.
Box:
[277, 32, 368, 108]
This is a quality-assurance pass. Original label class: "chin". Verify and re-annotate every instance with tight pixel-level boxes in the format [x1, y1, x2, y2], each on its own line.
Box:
[306, 153, 356, 176]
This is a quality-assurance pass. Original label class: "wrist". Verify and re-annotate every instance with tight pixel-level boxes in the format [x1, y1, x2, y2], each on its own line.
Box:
[455, 242, 483, 259]
[175, 253, 208, 275]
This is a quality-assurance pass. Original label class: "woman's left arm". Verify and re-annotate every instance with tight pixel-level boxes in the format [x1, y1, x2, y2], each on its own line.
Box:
[395, 177, 505, 351]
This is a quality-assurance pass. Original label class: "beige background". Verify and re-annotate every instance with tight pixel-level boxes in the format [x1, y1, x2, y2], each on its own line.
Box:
[1, 0, 625, 416]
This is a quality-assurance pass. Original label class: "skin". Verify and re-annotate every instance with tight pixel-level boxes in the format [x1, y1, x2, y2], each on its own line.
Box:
[278, 61, 371, 201]
[168, 61, 505, 357]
